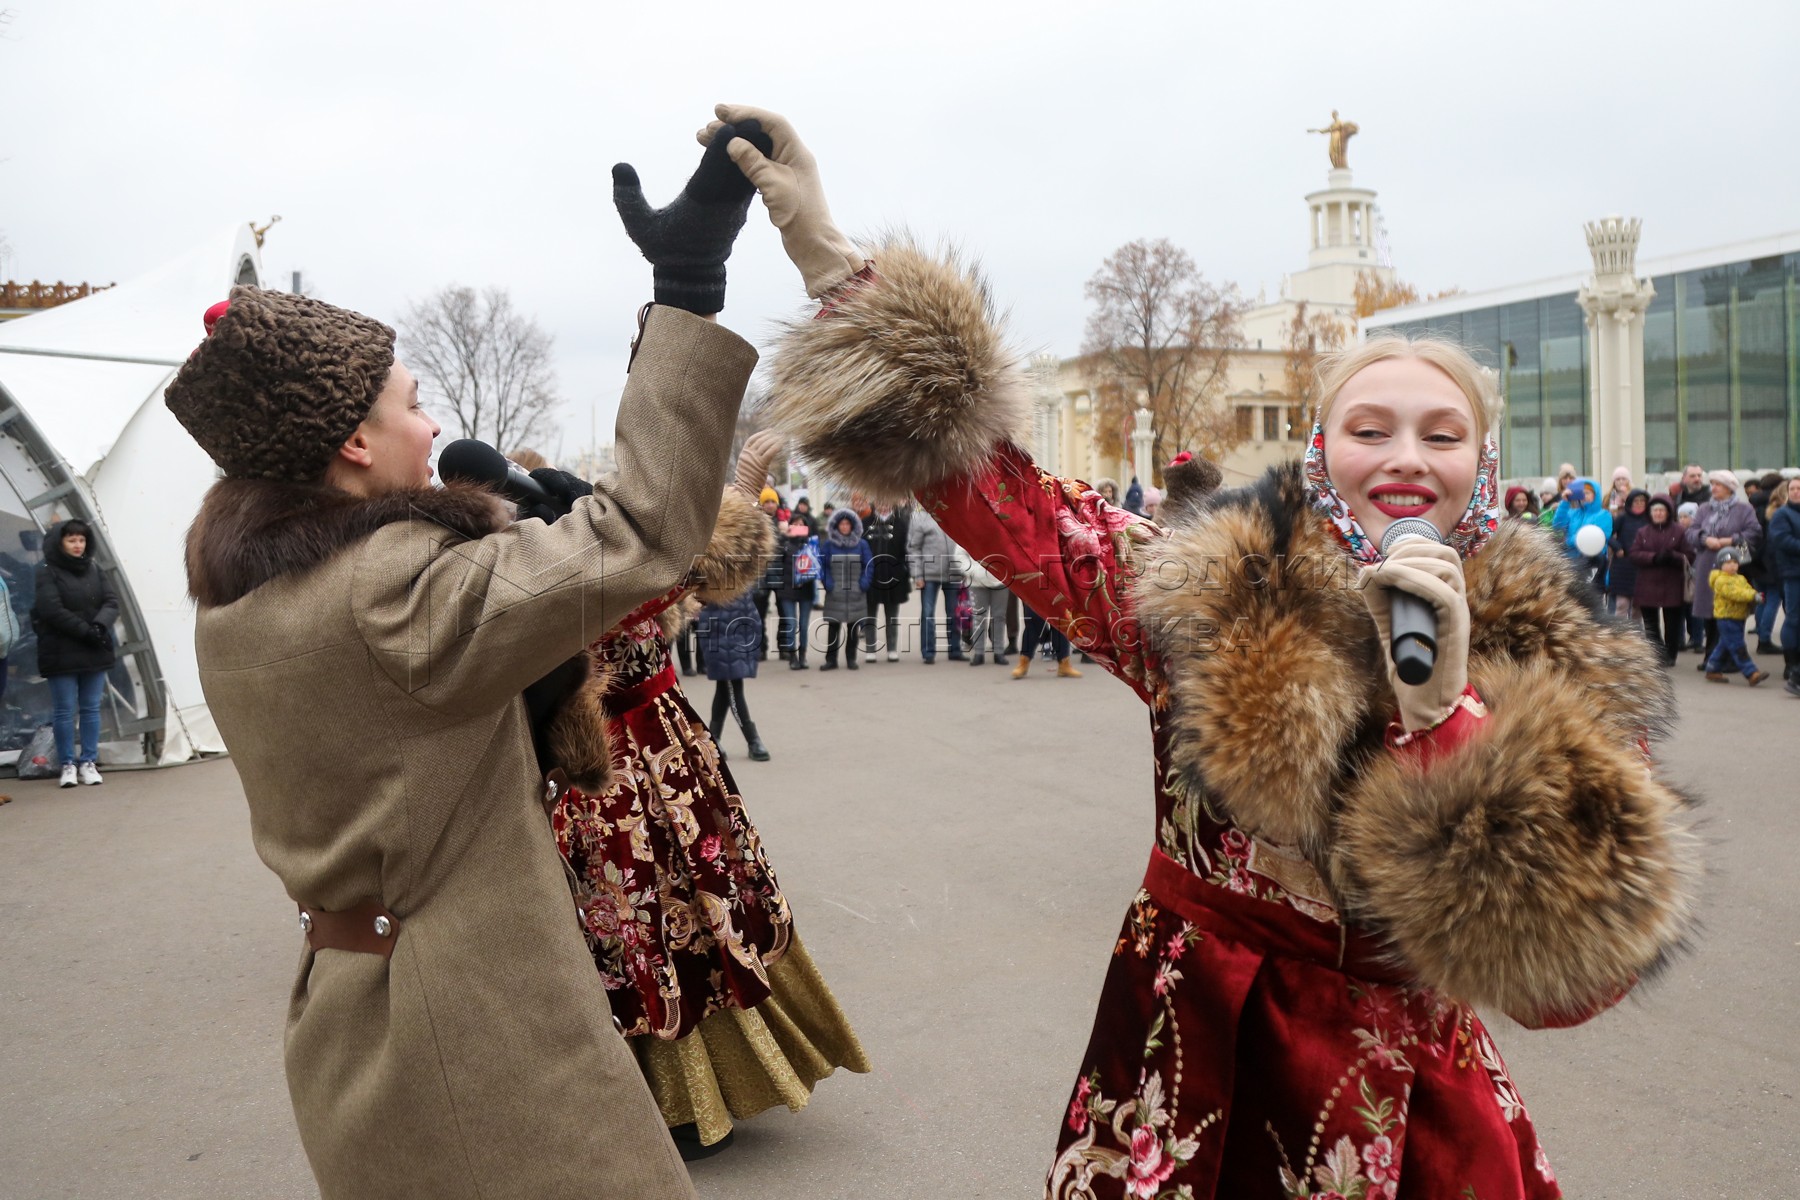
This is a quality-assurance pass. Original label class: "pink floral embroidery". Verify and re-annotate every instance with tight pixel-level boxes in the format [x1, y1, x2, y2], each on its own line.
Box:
[1068, 1076, 1092, 1134]
[1125, 1127, 1176, 1198]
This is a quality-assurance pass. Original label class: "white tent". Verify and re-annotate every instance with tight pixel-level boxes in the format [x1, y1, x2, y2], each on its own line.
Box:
[0, 224, 263, 765]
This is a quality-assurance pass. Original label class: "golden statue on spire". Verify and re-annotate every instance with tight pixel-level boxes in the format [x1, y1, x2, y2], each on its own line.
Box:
[1307, 111, 1359, 170]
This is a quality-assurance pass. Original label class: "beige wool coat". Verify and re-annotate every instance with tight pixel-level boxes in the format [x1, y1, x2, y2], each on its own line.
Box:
[185, 307, 756, 1199]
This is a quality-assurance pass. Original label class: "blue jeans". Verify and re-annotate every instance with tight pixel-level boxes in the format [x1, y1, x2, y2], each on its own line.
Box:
[1782, 578, 1800, 657]
[50, 670, 106, 766]
[1706, 618, 1758, 678]
[1021, 608, 1070, 660]
[777, 594, 814, 656]
[1754, 585, 1781, 643]
[918, 580, 963, 659]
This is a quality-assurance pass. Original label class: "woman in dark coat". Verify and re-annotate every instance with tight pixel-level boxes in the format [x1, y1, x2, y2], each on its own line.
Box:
[860, 502, 911, 660]
[698, 587, 769, 760]
[1630, 495, 1693, 665]
[31, 518, 117, 787]
[1607, 489, 1652, 617]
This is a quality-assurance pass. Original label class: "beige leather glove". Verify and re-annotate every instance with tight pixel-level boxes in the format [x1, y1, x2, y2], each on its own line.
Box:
[1356, 540, 1472, 733]
[733, 430, 785, 498]
[698, 104, 865, 298]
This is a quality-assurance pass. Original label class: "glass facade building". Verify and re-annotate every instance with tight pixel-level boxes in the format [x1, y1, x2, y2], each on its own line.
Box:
[1365, 236, 1800, 478]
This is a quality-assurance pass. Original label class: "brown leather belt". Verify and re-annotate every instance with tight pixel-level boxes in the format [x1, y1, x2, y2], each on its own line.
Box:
[297, 899, 401, 959]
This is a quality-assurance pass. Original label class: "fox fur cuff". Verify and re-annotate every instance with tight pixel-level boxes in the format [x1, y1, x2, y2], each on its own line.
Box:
[764, 237, 1029, 500]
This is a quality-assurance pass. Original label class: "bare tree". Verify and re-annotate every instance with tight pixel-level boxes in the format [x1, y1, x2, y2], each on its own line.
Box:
[1281, 301, 1350, 437]
[1354, 271, 1461, 318]
[397, 285, 560, 450]
[1081, 238, 1248, 479]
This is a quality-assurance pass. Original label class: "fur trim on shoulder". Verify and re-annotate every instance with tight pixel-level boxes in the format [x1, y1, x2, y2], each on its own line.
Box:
[1132, 462, 1383, 853]
[1331, 657, 1700, 1024]
[764, 236, 1029, 498]
[542, 648, 617, 794]
[185, 477, 510, 607]
[689, 487, 775, 605]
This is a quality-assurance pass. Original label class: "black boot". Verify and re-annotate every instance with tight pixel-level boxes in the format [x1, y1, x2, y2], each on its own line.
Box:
[1785, 647, 1800, 683]
[745, 723, 770, 761]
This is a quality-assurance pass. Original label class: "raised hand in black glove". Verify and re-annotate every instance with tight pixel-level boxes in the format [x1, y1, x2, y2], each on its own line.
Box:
[518, 468, 596, 525]
[613, 119, 774, 316]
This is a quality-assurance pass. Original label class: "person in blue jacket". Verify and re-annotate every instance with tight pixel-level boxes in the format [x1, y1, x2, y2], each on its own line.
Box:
[1552, 475, 1613, 588]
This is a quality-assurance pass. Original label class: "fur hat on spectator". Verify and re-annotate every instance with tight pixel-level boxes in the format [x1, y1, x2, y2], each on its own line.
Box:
[1707, 469, 1742, 496]
[164, 286, 396, 482]
[1160, 451, 1223, 519]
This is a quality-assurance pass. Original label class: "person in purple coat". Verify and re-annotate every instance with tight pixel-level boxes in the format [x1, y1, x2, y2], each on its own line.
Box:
[1630, 495, 1695, 665]
[1686, 470, 1763, 670]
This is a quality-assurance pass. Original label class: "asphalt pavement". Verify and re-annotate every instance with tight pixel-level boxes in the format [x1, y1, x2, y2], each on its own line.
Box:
[1, 650, 1794, 1198]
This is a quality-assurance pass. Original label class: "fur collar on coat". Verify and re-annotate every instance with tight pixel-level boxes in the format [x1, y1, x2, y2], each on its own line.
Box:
[1133, 461, 1699, 1022]
[185, 477, 614, 792]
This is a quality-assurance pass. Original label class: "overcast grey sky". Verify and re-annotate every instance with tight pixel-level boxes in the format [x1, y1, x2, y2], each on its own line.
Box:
[5, 0, 1797, 454]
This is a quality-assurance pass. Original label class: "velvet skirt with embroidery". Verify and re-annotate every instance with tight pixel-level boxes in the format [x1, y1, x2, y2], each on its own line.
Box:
[551, 610, 796, 1041]
[1049, 846, 1562, 1200]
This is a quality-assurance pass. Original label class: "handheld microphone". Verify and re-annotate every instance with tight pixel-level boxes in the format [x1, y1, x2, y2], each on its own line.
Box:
[1379, 517, 1442, 687]
[437, 439, 551, 506]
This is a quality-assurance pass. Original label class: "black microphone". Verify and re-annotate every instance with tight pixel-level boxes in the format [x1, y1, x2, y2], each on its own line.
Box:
[1379, 516, 1441, 686]
[437, 438, 551, 506]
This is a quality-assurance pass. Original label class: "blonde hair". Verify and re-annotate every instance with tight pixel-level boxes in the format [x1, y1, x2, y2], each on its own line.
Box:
[507, 447, 549, 472]
[1313, 335, 1501, 437]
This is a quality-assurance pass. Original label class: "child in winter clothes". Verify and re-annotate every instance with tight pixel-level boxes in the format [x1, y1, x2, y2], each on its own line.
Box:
[1704, 548, 1769, 685]
[819, 508, 872, 670]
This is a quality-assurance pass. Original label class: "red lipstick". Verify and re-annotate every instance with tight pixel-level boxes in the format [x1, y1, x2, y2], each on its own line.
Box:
[1367, 483, 1437, 519]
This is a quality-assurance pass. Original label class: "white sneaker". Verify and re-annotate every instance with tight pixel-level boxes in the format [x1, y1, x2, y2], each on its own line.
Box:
[887, 652, 899, 662]
[59, 763, 78, 788]
[78, 762, 103, 786]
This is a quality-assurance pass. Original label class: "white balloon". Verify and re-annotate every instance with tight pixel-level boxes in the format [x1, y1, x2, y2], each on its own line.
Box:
[1574, 524, 1606, 557]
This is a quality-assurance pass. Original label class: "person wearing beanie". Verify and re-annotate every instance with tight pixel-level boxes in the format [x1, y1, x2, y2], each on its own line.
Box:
[166, 120, 773, 1199]
[1606, 488, 1652, 617]
[1677, 500, 1704, 650]
[1124, 476, 1145, 516]
[1550, 476, 1612, 589]
[753, 486, 783, 659]
[1503, 484, 1537, 522]
[741, 107, 1698, 1193]
[1139, 484, 1163, 523]
[1629, 495, 1694, 665]
[1687, 469, 1762, 670]
[1703, 548, 1768, 684]
[30, 518, 118, 788]
[1605, 465, 1632, 515]
[1535, 476, 1561, 526]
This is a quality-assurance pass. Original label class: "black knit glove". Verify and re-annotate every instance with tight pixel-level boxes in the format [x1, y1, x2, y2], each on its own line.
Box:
[612, 120, 773, 315]
[518, 468, 595, 525]
[87, 622, 110, 647]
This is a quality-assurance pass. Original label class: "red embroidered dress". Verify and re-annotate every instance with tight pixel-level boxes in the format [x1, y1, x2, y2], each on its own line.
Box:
[921, 444, 1562, 1200]
[552, 586, 792, 1040]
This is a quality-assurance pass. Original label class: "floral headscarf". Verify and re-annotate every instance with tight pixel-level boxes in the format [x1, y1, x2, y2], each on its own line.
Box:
[1302, 418, 1502, 564]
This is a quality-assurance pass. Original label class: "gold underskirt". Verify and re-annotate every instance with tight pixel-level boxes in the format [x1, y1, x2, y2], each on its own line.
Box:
[632, 933, 872, 1146]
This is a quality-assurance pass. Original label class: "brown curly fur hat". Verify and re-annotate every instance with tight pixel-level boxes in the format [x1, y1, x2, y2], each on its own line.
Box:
[165, 286, 396, 482]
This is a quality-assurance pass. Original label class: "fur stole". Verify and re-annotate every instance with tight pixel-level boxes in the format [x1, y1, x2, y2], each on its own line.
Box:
[1135, 461, 1700, 1023]
[186, 477, 613, 792]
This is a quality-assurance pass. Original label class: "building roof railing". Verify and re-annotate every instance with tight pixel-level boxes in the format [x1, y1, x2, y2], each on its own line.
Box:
[0, 280, 117, 312]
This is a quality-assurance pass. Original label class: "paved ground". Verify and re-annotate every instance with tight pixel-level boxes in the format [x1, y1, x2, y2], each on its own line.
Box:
[1, 650, 1795, 1198]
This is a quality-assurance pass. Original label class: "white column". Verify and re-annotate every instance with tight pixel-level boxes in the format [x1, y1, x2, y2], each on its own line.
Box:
[1131, 407, 1155, 485]
[1576, 216, 1655, 480]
